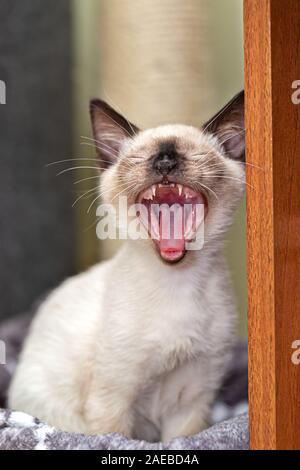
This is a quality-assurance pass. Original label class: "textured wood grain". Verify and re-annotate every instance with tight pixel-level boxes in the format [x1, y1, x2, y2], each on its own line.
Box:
[244, 0, 300, 450]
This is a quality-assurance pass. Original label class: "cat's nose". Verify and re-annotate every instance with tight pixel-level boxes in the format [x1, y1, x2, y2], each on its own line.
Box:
[153, 153, 178, 176]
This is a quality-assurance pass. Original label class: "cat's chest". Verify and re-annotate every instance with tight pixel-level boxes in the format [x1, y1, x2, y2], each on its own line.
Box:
[129, 272, 205, 324]
[123, 284, 203, 347]
[133, 290, 208, 381]
[105, 264, 212, 371]
[110, 274, 209, 357]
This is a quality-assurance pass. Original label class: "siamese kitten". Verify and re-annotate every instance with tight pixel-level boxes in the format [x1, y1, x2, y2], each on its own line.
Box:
[9, 92, 245, 442]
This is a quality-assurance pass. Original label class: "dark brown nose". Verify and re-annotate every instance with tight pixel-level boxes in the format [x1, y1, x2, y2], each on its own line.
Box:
[153, 152, 178, 176]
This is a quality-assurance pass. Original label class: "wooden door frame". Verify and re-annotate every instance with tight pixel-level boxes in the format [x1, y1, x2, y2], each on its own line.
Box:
[244, 0, 300, 450]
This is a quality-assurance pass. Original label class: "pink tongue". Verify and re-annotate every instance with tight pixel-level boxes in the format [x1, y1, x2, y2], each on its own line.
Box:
[158, 205, 187, 261]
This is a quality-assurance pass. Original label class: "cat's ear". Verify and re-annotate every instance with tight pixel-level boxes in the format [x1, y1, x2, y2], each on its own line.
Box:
[203, 91, 245, 161]
[90, 99, 139, 168]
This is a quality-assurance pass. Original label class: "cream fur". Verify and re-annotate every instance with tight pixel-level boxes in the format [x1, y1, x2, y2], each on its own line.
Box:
[9, 118, 244, 442]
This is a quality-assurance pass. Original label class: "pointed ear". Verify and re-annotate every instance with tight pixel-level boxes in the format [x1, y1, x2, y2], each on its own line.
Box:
[203, 91, 245, 161]
[89, 99, 139, 168]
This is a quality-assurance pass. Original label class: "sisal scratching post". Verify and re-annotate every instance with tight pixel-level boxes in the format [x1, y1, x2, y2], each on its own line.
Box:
[98, 0, 216, 258]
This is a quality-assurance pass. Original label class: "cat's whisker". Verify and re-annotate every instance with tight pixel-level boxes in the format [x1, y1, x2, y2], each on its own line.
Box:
[110, 182, 137, 203]
[189, 151, 214, 159]
[190, 148, 264, 173]
[123, 160, 138, 169]
[83, 218, 100, 234]
[198, 182, 219, 201]
[80, 141, 119, 160]
[72, 186, 102, 208]
[218, 129, 245, 148]
[46, 157, 101, 167]
[189, 153, 264, 173]
[202, 97, 239, 134]
[195, 163, 220, 172]
[86, 180, 137, 214]
[81, 144, 136, 170]
[236, 161, 264, 171]
[115, 159, 137, 171]
[97, 179, 134, 199]
[200, 160, 263, 173]
[185, 177, 219, 201]
[87, 191, 111, 215]
[81, 134, 120, 145]
[56, 166, 101, 176]
[80, 137, 138, 170]
[193, 162, 222, 171]
[87, 193, 109, 215]
[194, 155, 219, 171]
[74, 175, 101, 185]
[201, 175, 254, 190]
[47, 156, 120, 173]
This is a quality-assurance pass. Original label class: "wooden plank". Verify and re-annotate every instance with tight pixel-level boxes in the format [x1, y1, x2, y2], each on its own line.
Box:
[244, 0, 300, 450]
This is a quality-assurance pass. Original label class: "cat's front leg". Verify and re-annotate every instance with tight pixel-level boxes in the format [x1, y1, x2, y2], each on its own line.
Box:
[84, 386, 134, 437]
[160, 393, 213, 442]
[82, 355, 141, 437]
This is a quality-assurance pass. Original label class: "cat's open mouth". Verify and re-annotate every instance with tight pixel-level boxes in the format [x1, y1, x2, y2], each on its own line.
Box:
[137, 183, 207, 263]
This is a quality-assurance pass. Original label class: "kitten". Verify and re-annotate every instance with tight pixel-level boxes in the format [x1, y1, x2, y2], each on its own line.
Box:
[9, 92, 245, 442]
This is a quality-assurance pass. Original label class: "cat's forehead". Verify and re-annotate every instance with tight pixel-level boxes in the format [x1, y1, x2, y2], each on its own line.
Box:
[125, 124, 219, 156]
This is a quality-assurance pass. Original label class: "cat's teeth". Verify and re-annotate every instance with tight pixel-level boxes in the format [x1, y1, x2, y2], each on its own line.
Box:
[152, 185, 157, 196]
[183, 188, 194, 199]
[177, 184, 183, 196]
[142, 188, 153, 200]
[184, 188, 192, 199]
[170, 183, 175, 188]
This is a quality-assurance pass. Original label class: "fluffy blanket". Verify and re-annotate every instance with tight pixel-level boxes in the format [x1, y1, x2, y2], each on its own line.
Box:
[0, 308, 248, 450]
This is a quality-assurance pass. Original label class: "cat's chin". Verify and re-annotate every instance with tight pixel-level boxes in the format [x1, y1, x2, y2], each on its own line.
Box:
[137, 182, 207, 264]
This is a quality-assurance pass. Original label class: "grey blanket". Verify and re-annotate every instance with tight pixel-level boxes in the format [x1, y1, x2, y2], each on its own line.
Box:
[0, 309, 249, 450]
